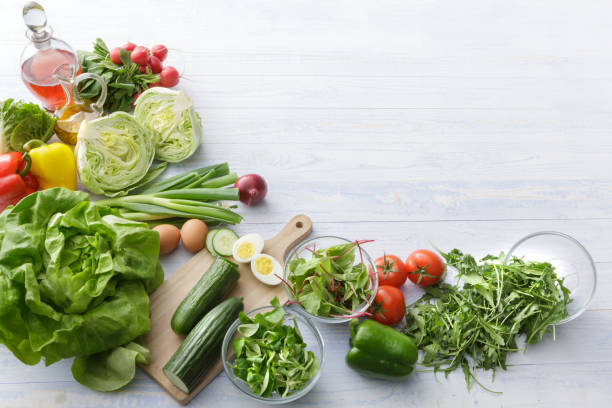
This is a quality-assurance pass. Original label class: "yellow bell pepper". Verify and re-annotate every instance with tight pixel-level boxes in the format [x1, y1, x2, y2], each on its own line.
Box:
[23, 140, 77, 190]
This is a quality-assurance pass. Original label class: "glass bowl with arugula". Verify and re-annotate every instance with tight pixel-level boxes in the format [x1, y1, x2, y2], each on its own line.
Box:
[221, 298, 325, 404]
[282, 236, 378, 324]
[506, 231, 597, 324]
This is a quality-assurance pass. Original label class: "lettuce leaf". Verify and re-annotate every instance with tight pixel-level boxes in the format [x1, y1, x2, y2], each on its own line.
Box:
[0, 99, 56, 153]
[0, 188, 162, 388]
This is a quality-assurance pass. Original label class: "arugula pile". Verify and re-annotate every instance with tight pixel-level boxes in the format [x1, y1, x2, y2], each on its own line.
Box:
[286, 241, 373, 317]
[403, 249, 571, 390]
[77, 38, 159, 113]
[232, 297, 318, 397]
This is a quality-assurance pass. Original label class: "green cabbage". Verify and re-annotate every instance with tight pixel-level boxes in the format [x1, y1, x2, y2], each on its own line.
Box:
[0, 188, 163, 390]
[134, 88, 202, 163]
[76, 111, 156, 197]
[0, 99, 56, 153]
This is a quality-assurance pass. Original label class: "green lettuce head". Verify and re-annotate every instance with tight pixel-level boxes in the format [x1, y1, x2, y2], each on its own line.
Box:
[134, 88, 202, 163]
[0, 188, 163, 389]
[75, 111, 156, 197]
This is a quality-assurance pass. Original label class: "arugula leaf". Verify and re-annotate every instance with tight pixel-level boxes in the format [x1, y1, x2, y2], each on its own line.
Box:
[403, 249, 571, 392]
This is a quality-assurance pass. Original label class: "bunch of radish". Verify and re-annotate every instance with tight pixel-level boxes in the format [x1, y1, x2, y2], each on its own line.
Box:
[110, 42, 180, 88]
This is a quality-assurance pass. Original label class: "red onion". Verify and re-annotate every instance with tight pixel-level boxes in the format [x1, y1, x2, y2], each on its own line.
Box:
[234, 174, 267, 205]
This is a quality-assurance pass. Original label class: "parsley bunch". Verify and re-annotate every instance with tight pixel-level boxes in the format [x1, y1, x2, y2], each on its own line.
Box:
[403, 249, 571, 391]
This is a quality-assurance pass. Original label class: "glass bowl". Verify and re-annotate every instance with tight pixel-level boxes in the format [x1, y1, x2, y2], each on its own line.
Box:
[506, 231, 597, 324]
[221, 306, 325, 404]
[282, 236, 378, 324]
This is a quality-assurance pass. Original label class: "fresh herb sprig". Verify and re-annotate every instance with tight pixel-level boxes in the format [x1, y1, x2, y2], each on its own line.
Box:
[232, 297, 318, 398]
[77, 38, 159, 113]
[285, 240, 374, 317]
[402, 249, 571, 391]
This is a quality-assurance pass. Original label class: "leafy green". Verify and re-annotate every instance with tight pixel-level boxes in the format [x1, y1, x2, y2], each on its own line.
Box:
[402, 249, 571, 391]
[232, 297, 318, 397]
[286, 241, 373, 317]
[134, 88, 202, 163]
[71, 341, 151, 391]
[77, 38, 160, 113]
[0, 99, 56, 153]
[0, 188, 162, 389]
[75, 112, 156, 197]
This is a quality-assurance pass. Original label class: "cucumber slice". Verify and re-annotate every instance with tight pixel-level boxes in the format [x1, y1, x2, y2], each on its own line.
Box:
[205, 229, 219, 255]
[212, 228, 239, 256]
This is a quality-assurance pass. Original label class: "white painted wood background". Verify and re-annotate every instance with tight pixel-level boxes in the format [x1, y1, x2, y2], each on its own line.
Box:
[1, 0, 611, 406]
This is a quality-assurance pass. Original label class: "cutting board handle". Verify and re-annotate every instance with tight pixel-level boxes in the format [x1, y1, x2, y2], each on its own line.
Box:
[265, 214, 313, 262]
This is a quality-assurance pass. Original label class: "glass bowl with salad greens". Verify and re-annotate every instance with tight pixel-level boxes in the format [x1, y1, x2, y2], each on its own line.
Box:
[506, 231, 597, 324]
[221, 298, 325, 404]
[282, 236, 378, 324]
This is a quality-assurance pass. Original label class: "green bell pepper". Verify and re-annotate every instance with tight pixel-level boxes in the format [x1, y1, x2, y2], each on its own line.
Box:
[346, 318, 418, 380]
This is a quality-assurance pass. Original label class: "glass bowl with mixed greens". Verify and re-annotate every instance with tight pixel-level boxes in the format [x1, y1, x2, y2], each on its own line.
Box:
[506, 231, 597, 324]
[282, 236, 378, 324]
[221, 299, 325, 404]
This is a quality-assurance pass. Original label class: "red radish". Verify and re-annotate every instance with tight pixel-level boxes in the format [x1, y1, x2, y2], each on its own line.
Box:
[148, 55, 162, 74]
[123, 42, 137, 51]
[148, 81, 161, 88]
[110, 47, 123, 65]
[159, 66, 180, 87]
[151, 44, 168, 62]
[234, 174, 268, 205]
[130, 46, 149, 65]
[132, 92, 141, 101]
[138, 65, 148, 74]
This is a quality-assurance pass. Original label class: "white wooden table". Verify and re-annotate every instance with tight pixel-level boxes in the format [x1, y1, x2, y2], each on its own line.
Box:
[1, 0, 611, 406]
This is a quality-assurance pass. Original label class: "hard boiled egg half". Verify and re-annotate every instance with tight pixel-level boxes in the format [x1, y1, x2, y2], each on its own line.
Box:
[250, 254, 283, 286]
[232, 233, 264, 263]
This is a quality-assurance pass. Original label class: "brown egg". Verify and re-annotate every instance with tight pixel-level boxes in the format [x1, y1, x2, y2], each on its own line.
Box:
[152, 224, 181, 255]
[180, 219, 209, 253]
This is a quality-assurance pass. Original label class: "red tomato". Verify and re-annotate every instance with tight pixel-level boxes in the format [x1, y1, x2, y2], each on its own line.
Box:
[369, 285, 405, 325]
[405, 249, 445, 287]
[374, 254, 407, 287]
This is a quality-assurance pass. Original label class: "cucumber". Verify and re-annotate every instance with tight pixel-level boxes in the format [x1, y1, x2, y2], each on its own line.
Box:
[212, 228, 239, 256]
[205, 229, 219, 255]
[171, 257, 240, 335]
[164, 297, 243, 393]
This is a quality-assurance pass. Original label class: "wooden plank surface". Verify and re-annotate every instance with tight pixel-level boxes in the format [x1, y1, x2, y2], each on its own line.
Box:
[1, 0, 611, 407]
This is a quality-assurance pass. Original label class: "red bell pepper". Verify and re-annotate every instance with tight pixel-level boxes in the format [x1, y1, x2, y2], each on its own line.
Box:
[0, 152, 39, 212]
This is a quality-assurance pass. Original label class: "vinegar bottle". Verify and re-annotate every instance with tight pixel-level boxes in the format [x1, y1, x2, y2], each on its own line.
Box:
[20, 1, 79, 111]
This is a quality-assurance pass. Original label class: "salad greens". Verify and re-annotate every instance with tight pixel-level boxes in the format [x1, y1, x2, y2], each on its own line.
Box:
[75, 111, 156, 197]
[134, 88, 202, 163]
[0, 188, 163, 390]
[0, 99, 56, 153]
[78, 38, 160, 113]
[403, 249, 571, 391]
[232, 297, 318, 397]
[286, 241, 373, 317]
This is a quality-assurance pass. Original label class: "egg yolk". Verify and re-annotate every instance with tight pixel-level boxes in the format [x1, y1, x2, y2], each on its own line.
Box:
[254, 257, 273, 275]
[236, 242, 254, 259]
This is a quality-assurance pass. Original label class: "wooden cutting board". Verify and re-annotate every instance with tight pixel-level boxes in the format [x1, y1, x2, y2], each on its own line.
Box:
[140, 214, 313, 405]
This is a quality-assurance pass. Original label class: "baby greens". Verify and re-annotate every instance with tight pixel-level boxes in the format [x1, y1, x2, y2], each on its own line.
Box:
[232, 297, 318, 397]
[403, 249, 571, 391]
[286, 241, 373, 317]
